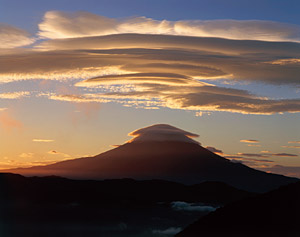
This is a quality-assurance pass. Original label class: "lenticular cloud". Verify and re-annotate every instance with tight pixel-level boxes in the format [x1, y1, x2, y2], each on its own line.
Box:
[127, 124, 199, 144]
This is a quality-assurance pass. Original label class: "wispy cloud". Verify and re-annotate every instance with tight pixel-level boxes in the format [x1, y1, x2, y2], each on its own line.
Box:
[0, 91, 30, 99]
[281, 145, 300, 148]
[288, 141, 300, 144]
[0, 23, 35, 48]
[237, 153, 268, 158]
[240, 139, 260, 143]
[44, 84, 300, 115]
[19, 152, 34, 158]
[32, 139, 54, 143]
[237, 152, 297, 158]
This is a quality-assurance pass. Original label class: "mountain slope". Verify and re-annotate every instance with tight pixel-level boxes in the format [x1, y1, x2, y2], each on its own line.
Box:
[5, 141, 297, 192]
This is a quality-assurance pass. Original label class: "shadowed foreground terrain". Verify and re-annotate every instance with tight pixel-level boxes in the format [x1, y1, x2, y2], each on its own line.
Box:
[0, 173, 253, 237]
[176, 181, 300, 237]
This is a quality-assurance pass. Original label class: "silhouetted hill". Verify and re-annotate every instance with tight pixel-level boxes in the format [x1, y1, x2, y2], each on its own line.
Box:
[5, 141, 297, 192]
[0, 173, 252, 237]
[176, 181, 300, 237]
[0, 173, 252, 206]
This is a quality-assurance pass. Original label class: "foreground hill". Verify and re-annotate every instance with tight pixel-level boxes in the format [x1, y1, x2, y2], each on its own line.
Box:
[176, 181, 300, 237]
[4, 125, 298, 192]
[0, 173, 252, 237]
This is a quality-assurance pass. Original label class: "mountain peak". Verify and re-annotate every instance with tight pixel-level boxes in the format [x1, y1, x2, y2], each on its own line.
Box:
[127, 124, 200, 144]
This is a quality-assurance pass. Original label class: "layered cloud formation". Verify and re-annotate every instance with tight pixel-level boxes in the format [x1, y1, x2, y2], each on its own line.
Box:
[38, 11, 300, 42]
[1, 11, 300, 115]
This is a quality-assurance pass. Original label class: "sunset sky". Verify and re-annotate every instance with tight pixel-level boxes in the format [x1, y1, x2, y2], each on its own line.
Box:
[0, 0, 299, 177]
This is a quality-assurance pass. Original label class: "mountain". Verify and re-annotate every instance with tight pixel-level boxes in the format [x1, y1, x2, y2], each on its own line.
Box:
[176, 181, 300, 237]
[0, 173, 252, 237]
[4, 124, 298, 192]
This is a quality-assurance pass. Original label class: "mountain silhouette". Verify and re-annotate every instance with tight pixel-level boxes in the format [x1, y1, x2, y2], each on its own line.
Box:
[4, 124, 298, 192]
[176, 181, 300, 237]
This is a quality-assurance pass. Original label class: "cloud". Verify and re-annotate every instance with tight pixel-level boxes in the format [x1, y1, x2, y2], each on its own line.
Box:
[48, 150, 71, 158]
[3, 36, 300, 86]
[195, 111, 211, 117]
[261, 150, 271, 153]
[152, 227, 182, 235]
[19, 152, 34, 158]
[1, 13, 300, 116]
[0, 23, 35, 48]
[32, 139, 54, 143]
[38, 11, 300, 42]
[0, 110, 23, 132]
[225, 155, 274, 163]
[127, 124, 199, 144]
[173, 20, 300, 42]
[226, 156, 274, 169]
[32, 33, 300, 85]
[272, 153, 298, 157]
[240, 139, 260, 143]
[237, 153, 268, 158]
[45, 84, 300, 115]
[77, 72, 199, 86]
[0, 91, 30, 99]
[205, 146, 223, 154]
[38, 11, 118, 39]
[0, 158, 60, 170]
[236, 152, 297, 158]
[288, 141, 300, 144]
[171, 201, 217, 212]
[225, 151, 298, 168]
[281, 145, 300, 148]
[259, 165, 300, 178]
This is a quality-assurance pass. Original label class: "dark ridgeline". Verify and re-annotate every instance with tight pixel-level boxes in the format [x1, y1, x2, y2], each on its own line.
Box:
[5, 140, 298, 193]
[176, 181, 300, 237]
[0, 173, 252, 237]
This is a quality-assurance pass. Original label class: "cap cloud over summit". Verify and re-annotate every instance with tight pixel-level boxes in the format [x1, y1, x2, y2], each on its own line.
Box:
[127, 124, 200, 144]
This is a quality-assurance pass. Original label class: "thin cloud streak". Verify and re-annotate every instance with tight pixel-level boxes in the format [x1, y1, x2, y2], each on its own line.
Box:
[288, 141, 300, 144]
[0, 91, 30, 99]
[32, 139, 54, 143]
[240, 139, 260, 143]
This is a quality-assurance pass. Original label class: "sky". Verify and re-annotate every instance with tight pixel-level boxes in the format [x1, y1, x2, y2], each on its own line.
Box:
[0, 0, 300, 177]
